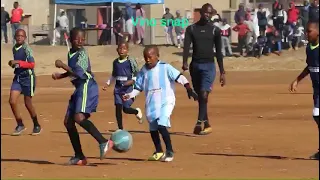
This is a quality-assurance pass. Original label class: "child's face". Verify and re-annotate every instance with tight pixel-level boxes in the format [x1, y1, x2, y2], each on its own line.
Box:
[71, 31, 85, 49]
[117, 43, 128, 58]
[15, 30, 26, 45]
[306, 23, 319, 43]
[144, 48, 158, 69]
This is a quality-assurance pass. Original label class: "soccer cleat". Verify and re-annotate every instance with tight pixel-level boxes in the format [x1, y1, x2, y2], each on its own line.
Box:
[199, 127, 213, 135]
[11, 125, 26, 136]
[31, 126, 42, 136]
[99, 140, 114, 160]
[135, 108, 143, 124]
[309, 152, 319, 160]
[193, 121, 202, 135]
[162, 151, 174, 162]
[148, 152, 165, 161]
[68, 156, 88, 165]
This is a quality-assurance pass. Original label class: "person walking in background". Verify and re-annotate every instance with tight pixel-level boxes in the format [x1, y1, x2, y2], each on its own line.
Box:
[272, 0, 280, 16]
[57, 9, 69, 46]
[113, 6, 123, 45]
[124, 3, 134, 43]
[1, 5, 10, 43]
[175, 10, 184, 48]
[134, 3, 145, 45]
[220, 19, 233, 57]
[309, 0, 319, 23]
[10, 1, 24, 44]
[274, 4, 287, 40]
[257, 4, 268, 36]
[233, 17, 251, 56]
[234, 3, 246, 24]
[162, 7, 175, 46]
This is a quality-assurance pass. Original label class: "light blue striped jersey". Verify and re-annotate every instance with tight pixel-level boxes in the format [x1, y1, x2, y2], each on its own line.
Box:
[134, 61, 181, 121]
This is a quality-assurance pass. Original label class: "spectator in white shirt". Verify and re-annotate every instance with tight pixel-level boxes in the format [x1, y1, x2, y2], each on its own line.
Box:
[57, 9, 69, 45]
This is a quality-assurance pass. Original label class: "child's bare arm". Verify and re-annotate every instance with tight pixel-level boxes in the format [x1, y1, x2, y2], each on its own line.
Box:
[296, 66, 310, 83]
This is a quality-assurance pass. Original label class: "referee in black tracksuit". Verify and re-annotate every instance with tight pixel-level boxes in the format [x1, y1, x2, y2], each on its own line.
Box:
[182, 3, 226, 135]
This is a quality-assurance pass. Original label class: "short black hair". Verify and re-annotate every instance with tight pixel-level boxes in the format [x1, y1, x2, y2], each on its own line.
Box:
[69, 27, 85, 41]
[308, 21, 319, 31]
[118, 41, 129, 48]
[143, 45, 159, 57]
[14, 1, 19, 4]
[201, 3, 213, 11]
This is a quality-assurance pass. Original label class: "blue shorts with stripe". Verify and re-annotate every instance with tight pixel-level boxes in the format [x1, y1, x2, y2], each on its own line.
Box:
[10, 73, 36, 97]
[114, 93, 134, 108]
[66, 78, 99, 117]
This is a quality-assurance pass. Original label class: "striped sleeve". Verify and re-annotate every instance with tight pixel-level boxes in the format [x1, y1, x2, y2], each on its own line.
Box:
[23, 44, 35, 63]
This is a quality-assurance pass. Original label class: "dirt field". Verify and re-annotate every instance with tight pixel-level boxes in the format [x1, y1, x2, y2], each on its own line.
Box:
[1, 70, 319, 179]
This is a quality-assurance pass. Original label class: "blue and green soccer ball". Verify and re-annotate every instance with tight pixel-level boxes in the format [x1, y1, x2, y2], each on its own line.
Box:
[110, 129, 133, 153]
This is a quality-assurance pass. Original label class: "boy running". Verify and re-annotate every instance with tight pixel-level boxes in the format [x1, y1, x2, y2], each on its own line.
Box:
[8, 29, 41, 136]
[52, 27, 113, 165]
[103, 42, 143, 130]
[123, 46, 198, 162]
[289, 21, 319, 160]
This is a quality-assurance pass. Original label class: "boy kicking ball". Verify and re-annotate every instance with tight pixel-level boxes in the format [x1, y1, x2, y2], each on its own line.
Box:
[52, 27, 113, 165]
[122, 46, 198, 162]
[8, 29, 41, 136]
[289, 21, 319, 160]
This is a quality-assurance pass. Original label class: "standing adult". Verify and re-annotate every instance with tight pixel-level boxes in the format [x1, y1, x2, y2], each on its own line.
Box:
[300, 0, 310, 32]
[272, 0, 280, 16]
[162, 7, 175, 46]
[274, 4, 287, 38]
[56, 9, 69, 45]
[11, 1, 24, 44]
[124, 3, 134, 43]
[309, 0, 319, 23]
[182, 3, 226, 135]
[234, 3, 246, 24]
[135, 3, 146, 45]
[287, 2, 299, 27]
[257, 4, 268, 36]
[1, 5, 10, 43]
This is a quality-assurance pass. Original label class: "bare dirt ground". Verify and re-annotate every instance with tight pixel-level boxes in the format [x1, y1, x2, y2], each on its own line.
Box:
[1, 45, 319, 179]
[1, 71, 319, 179]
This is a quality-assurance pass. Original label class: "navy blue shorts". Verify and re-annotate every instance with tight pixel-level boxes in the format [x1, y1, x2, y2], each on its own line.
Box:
[66, 79, 99, 117]
[10, 74, 36, 97]
[189, 62, 216, 93]
[114, 93, 134, 108]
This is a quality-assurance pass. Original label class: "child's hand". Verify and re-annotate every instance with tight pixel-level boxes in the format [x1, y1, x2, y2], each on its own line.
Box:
[122, 94, 131, 101]
[8, 60, 19, 68]
[55, 60, 64, 68]
[52, 72, 61, 80]
[102, 86, 108, 91]
[289, 80, 298, 93]
[186, 88, 198, 101]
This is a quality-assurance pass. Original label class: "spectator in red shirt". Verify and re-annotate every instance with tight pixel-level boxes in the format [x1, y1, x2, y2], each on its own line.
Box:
[233, 17, 251, 56]
[11, 1, 24, 44]
[287, 2, 299, 27]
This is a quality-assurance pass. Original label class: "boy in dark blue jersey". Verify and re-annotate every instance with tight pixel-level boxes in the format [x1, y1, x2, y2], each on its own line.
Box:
[289, 21, 319, 160]
[103, 42, 143, 130]
[52, 27, 113, 165]
[8, 29, 41, 136]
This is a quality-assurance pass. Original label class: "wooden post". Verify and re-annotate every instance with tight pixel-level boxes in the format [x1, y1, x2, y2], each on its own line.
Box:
[21, 14, 32, 44]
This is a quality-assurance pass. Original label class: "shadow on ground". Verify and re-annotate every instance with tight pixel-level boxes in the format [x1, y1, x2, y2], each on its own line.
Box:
[195, 152, 314, 161]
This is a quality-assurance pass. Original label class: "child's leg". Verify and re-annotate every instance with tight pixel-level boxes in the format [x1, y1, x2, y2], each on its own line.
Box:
[123, 98, 143, 123]
[115, 104, 124, 129]
[24, 96, 41, 135]
[148, 120, 165, 161]
[157, 113, 174, 162]
[9, 90, 23, 127]
[64, 115, 86, 165]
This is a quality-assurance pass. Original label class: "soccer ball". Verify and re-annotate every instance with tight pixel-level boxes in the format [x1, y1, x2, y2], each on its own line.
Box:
[110, 129, 133, 153]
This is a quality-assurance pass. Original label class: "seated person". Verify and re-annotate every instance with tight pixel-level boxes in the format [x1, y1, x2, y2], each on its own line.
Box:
[253, 34, 268, 58]
[267, 30, 282, 56]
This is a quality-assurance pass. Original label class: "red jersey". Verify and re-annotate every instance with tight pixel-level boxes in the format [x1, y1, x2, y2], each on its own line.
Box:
[232, 23, 250, 37]
[11, 8, 24, 23]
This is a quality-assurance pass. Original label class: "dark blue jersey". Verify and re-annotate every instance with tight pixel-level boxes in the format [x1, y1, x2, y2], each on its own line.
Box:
[306, 43, 319, 96]
[112, 56, 139, 94]
[68, 48, 94, 86]
[13, 43, 35, 76]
